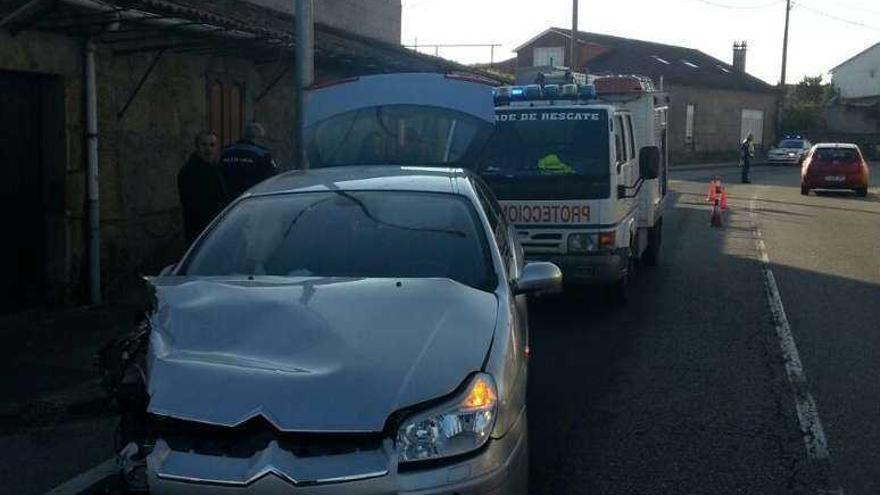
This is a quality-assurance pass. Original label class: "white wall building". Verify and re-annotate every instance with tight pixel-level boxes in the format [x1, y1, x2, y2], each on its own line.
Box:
[831, 42, 880, 100]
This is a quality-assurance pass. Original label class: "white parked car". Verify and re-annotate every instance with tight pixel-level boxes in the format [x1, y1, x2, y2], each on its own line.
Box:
[767, 137, 812, 165]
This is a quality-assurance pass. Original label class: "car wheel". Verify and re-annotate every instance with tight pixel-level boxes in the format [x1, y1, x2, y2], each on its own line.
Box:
[856, 187, 868, 197]
[801, 185, 809, 196]
[609, 246, 635, 305]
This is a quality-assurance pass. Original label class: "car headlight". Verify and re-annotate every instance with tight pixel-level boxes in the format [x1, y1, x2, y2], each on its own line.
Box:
[396, 373, 497, 464]
[567, 233, 597, 253]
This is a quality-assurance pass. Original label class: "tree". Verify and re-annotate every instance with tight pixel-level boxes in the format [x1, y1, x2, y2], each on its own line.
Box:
[780, 75, 831, 135]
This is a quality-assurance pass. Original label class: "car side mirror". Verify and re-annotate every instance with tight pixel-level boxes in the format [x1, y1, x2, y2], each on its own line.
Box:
[639, 146, 661, 180]
[515, 262, 562, 294]
[159, 263, 177, 277]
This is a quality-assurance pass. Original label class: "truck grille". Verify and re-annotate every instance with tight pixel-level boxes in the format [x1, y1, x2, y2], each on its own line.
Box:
[519, 231, 564, 255]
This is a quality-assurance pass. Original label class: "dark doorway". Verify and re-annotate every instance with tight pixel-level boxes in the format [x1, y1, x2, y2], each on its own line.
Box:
[0, 71, 64, 313]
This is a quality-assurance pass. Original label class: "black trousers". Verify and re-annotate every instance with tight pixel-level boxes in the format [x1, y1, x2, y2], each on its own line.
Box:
[741, 156, 751, 182]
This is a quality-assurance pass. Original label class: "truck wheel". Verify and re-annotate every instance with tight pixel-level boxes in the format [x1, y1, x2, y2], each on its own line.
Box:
[801, 185, 809, 196]
[643, 221, 662, 267]
[856, 187, 868, 197]
[609, 247, 635, 305]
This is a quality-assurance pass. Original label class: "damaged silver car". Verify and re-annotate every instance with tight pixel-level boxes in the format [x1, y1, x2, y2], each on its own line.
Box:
[112, 166, 561, 494]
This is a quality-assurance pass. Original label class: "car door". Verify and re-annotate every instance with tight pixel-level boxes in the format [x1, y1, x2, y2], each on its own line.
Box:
[471, 175, 530, 430]
[472, 176, 529, 351]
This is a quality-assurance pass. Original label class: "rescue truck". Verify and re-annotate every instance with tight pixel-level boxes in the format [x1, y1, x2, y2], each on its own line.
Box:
[477, 73, 670, 298]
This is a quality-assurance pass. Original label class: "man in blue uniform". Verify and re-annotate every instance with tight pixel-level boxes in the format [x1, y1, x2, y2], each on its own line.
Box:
[220, 122, 278, 199]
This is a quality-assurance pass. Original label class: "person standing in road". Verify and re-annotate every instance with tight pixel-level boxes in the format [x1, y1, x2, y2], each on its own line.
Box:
[220, 122, 278, 199]
[177, 131, 228, 245]
[740, 133, 755, 184]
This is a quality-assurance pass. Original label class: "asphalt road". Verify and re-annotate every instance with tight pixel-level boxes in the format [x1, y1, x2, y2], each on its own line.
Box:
[7, 164, 878, 495]
[528, 163, 880, 494]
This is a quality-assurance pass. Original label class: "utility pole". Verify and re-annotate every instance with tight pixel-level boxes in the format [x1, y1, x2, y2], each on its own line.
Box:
[570, 0, 578, 70]
[295, 0, 314, 170]
[778, 0, 791, 130]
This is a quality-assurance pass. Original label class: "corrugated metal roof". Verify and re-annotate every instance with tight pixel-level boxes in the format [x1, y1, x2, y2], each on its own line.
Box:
[1, 0, 504, 81]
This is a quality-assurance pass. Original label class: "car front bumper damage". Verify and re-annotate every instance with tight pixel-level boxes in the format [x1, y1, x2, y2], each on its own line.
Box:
[146, 411, 528, 495]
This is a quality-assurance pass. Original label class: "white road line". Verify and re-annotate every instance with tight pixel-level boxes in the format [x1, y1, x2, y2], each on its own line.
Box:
[749, 196, 833, 463]
[44, 457, 116, 495]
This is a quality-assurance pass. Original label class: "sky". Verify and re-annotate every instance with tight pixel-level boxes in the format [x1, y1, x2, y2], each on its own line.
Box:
[401, 0, 880, 85]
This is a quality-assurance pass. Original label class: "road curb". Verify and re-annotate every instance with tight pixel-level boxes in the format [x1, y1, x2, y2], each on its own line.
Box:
[670, 162, 738, 171]
[0, 379, 112, 433]
[43, 458, 118, 495]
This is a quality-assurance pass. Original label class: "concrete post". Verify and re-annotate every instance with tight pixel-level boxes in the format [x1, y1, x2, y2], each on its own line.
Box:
[85, 39, 101, 305]
[570, 0, 578, 70]
[295, 0, 314, 170]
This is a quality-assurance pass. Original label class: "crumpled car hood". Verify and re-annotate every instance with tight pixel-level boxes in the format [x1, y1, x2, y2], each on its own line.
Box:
[146, 277, 498, 432]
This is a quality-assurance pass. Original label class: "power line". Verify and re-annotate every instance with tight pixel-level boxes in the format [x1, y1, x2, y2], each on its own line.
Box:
[819, 0, 880, 17]
[693, 0, 784, 9]
[793, 1, 880, 30]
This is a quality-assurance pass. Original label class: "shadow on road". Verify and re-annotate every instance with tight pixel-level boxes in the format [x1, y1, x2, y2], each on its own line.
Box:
[523, 194, 879, 494]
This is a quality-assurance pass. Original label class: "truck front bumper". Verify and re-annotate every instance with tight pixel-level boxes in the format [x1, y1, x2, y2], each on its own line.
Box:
[527, 252, 627, 285]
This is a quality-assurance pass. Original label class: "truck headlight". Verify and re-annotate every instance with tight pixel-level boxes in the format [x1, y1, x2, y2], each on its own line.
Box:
[397, 373, 497, 464]
[567, 233, 597, 253]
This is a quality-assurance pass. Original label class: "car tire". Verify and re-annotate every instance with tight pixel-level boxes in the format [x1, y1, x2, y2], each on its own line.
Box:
[609, 246, 635, 305]
[643, 220, 662, 267]
[856, 187, 868, 197]
[801, 185, 809, 196]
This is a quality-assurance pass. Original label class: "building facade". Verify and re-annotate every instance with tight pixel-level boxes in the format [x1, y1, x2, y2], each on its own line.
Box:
[825, 42, 880, 155]
[514, 28, 780, 162]
[0, 0, 487, 309]
[831, 42, 880, 101]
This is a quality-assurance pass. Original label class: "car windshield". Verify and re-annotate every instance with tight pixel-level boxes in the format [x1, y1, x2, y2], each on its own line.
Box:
[778, 140, 806, 148]
[814, 147, 860, 163]
[305, 105, 493, 167]
[475, 108, 611, 200]
[181, 191, 495, 291]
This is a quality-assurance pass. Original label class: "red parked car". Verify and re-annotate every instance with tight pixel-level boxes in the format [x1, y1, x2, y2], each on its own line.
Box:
[801, 143, 870, 197]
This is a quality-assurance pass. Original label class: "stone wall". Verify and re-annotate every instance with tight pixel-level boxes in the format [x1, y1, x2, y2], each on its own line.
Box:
[667, 84, 778, 162]
[0, 28, 335, 302]
[244, 0, 402, 45]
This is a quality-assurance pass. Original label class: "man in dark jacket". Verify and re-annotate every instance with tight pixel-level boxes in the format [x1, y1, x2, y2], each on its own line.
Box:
[177, 131, 228, 245]
[740, 133, 755, 184]
[220, 122, 278, 199]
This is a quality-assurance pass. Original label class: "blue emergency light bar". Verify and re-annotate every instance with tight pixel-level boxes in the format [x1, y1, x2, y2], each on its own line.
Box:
[494, 83, 597, 106]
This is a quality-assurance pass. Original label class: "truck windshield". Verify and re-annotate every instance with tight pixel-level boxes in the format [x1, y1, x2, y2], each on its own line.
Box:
[476, 108, 611, 200]
[305, 105, 493, 168]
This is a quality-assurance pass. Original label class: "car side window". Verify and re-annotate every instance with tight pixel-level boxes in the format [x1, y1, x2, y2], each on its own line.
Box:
[472, 177, 515, 279]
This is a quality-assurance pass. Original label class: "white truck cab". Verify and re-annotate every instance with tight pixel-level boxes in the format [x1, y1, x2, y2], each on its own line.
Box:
[477, 75, 669, 295]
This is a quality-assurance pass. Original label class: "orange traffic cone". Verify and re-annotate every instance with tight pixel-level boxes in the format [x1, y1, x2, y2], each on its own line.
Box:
[710, 199, 723, 227]
[707, 179, 718, 203]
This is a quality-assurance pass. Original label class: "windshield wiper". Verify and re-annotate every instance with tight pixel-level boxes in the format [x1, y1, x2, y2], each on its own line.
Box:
[332, 190, 466, 238]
